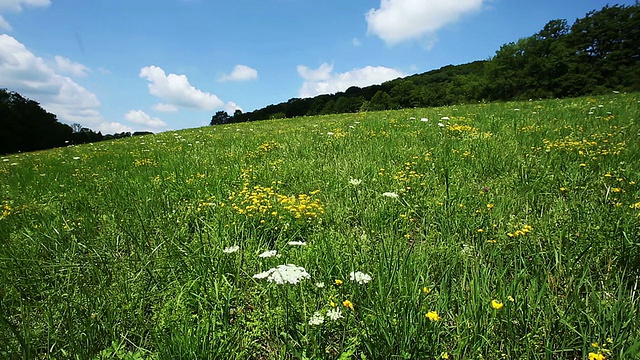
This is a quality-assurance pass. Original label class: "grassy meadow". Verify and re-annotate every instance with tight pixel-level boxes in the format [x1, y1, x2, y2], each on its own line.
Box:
[1, 93, 640, 359]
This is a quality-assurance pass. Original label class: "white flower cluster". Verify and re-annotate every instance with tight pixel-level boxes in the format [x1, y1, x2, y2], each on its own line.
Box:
[223, 245, 240, 253]
[350, 271, 372, 284]
[253, 264, 311, 285]
[308, 308, 344, 326]
[382, 192, 399, 198]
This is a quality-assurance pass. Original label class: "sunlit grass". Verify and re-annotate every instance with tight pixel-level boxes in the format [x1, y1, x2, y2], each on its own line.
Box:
[1, 93, 639, 359]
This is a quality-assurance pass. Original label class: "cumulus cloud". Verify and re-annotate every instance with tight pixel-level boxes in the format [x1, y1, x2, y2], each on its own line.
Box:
[224, 101, 242, 115]
[298, 63, 404, 98]
[0, 34, 104, 127]
[0, 0, 51, 30]
[124, 110, 167, 129]
[152, 103, 178, 112]
[218, 64, 258, 82]
[366, 0, 484, 44]
[54, 55, 89, 77]
[140, 65, 224, 110]
[96, 122, 134, 134]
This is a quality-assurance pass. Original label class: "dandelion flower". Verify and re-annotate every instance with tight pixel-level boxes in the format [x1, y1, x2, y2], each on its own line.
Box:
[326, 307, 343, 320]
[382, 192, 399, 198]
[342, 300, 354, 310]
[349, 178, 362, 186]
[334, 279, 343, 285]
[349, 271, 372, 284]
[223, 245, 240, 253]
[491, 299, 504, 310]
[258, 250, 278, 258]
[588, 353, 606, 360]
[252, 264, 311, 285]
[426, 311, 441, 321]
[287, 241, 307, 246]
[308, 311, 325, 326]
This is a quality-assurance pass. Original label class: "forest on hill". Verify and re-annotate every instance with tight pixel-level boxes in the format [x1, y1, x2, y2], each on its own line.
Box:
[212, 4, 640, 125]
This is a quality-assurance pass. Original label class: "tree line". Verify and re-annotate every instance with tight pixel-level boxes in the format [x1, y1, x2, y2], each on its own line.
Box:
[0, 89, 152, 155]
[212, 4, 640, 125]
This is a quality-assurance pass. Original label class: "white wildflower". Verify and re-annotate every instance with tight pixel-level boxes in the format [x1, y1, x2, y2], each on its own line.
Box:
[382, 192, 399, 199]
[349, 178, 362, 186]
[421, 118, 428, 122]
[258, 250, 278, 258]
[73, 157, 81, 160]
[438, 122, 445, 128]
[253, 264, 311, 285]
[327, 132, 334, 135]
[326, 307, 343, 321]
[350, 271, 372, 284]
[441, 116, 450, 121]
[308, 311, 325, 326]
[315, 282, 325, 288]
[287, 241, 307, 246]
[223, 245, 240, 253]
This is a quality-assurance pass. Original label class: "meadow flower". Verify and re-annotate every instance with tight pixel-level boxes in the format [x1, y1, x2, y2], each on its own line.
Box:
[421, 118, 429, 122]
[349, 178, 362, 186]
[334, 279, 343, 285]
[343, 300, 354, 310]
[349, 271, 372, 284]
[223, 245, 240, 253]
[258, 250, 278, 258]
[287, 241, 307, 246]
[308, 311, 325, 326]
[491, 299, 504, 310]
[382, 192, 399, 198]
[315, 282, 325, 288]
[252, 264, 311, 284]
[438, 123, 445, 128]
[422, 286, 432, 294]
[326, 307, 343, 320]
[588, 353, 606, 360]
[426, 311, 441, 321]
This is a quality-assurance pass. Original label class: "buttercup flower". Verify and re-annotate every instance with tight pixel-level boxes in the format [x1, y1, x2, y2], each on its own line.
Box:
[342, 300, 354, 310]
[426, 311, 441, 321]
[491, 299, 504, 310]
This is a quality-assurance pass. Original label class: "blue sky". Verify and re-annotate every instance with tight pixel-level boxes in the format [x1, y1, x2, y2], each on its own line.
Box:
[0, 0, 634, 133]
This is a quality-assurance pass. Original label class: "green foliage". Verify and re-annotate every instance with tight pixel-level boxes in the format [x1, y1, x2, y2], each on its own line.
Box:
[2, 93, 640, 358]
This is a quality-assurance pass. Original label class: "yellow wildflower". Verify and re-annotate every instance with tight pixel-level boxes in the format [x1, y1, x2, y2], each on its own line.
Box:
[588, 352, 605, 360]
[425, 311, 441, 321]
[343, 300, 354, 310]
[491, 300, 504, 310]
[334, 279, 343, 285]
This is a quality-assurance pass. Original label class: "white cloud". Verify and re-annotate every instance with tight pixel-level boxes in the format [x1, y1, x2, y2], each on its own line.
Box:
[152, 103, 178, 112]
[0, 15, 12, 30]
[96, 122, 133, 134]
[0, 0, 50, 12]
[224, 101, 242, 115]
[366, 0, 484, 44]
[0, 34, 104, 127]
[54, 55, 89, 77]
[297, 63, 333, 82]
[218, 64, 258, 82]
[0, 0, 50, 30]
[124, 110, 167, 129]
[139, 65, 224, 110]
[298, 63, 404, 98]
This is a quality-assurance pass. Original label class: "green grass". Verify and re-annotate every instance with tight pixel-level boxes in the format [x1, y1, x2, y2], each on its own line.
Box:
[1, 94, 639, 359]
